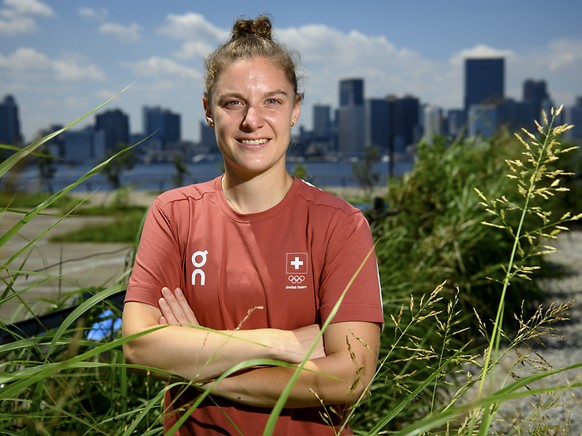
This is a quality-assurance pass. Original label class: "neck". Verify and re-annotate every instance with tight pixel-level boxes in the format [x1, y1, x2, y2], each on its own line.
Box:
[222, 170, 293, 214]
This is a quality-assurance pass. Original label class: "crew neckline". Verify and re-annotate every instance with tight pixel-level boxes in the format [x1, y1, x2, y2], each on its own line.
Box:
[214, 176, 300, 222]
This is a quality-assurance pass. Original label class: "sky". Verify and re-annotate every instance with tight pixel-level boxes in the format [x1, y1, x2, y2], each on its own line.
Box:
[1, 0, 582, 143]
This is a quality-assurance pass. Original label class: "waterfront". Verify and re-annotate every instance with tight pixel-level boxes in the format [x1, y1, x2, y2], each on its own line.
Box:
[11, 159, 414, 193]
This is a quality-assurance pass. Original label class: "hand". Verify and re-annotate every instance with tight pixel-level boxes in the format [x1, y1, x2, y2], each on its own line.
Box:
[158, 287, 200, 326]
[288, 324, 326, 361]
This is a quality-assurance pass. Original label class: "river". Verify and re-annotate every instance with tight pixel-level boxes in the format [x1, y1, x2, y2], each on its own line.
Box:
[11, 159, 414, 193]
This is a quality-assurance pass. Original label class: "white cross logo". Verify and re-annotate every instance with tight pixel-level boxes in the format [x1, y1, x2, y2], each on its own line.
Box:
[290, 256, 304, 270]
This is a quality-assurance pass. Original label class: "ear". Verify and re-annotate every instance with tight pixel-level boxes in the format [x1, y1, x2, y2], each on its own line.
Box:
[203, 97, 213, 124]
[291, 95, 301, 126]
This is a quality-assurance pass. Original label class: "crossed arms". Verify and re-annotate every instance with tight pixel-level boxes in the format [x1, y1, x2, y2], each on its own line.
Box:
[122, 287, 380, 408]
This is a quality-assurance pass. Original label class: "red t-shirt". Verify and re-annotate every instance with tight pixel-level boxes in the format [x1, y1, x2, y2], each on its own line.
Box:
[125, 176, 383, 434]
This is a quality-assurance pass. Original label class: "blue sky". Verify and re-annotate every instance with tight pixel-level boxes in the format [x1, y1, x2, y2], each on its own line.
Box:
[1, 0, 581, 142]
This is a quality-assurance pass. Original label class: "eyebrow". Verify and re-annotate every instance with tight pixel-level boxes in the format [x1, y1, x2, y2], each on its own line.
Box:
[216, 89, 291, 100]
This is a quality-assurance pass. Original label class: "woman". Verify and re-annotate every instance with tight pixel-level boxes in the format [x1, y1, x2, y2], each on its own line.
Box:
[122, 15, 383, 435]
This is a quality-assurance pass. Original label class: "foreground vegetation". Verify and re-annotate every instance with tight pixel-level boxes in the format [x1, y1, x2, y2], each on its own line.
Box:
[1, 107, 581, 434]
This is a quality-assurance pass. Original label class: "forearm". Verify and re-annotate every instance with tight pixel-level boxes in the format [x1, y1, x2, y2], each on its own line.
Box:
[122, 302, 322, 382]
[203, 352, 373, 408]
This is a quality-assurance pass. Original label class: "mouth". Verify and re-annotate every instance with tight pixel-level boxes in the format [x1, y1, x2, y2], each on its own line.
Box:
[239, 138, 269, 145]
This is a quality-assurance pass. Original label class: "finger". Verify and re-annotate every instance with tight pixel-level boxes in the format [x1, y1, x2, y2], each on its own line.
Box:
[161, 287, 193, 325]
[159, 297, 179, 325]
[159, 316, 168, 325]
[174, 288, 199, 325]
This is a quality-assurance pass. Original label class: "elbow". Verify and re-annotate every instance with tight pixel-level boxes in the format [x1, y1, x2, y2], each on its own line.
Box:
[338, 358, 378, 405]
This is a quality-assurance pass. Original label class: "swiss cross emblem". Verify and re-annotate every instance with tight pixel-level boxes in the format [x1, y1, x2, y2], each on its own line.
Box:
[286, 253, 308, 274]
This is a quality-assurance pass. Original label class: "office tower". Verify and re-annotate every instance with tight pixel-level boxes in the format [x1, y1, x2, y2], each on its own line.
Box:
[339, 78, 364, 107]
[523, 79, 549, 119]
[0, 95, 23, 147]
[423, 105, 444, 143]
[95, 108, 130, 152]
[468, 104, 498, 137]
[389, 95, 420, 154]
[60, 128, 106, 164]
[143, 106, 181, 150]
[464, 58, 505, 113]
[337, 79, 365, 156]
[565, 97, 582, 145]
[199, 120, 218, 151]
[337, 106, 365, 156]
[312, 104, 331, 138]
[446, 109, 467, 138]
[365, 99, 390, 152]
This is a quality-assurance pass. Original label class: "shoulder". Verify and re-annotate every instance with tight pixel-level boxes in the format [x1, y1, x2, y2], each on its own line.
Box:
[294, 178, 361, 218]
[152, 178, 219, 211]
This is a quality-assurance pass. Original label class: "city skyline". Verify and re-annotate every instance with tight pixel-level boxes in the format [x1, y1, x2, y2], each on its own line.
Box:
[1, 0, 582, 143]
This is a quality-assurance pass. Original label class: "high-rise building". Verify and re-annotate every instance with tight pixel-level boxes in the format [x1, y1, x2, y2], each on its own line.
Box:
[95, 108, 130, 153]
[468, 104, 498, 137]
[464, 58, 505, 113]
[566, 97, 582, 145]
[389, 95, 420, 154]
[312, 104, 331, 138]
[337, 79, 365, 156]
[523, 79, 549, 120]
[143, 106, 181, 150]
[199, 121, 218, 152]
[60, 128, 106, 164]
[365, 99, 389, 152]
[339, 79, 364, 107]
[337, 106, 365, 156]
[446, 109, 467, 138]
[423, 105, 444, 143]
[0, 94, 23, 147]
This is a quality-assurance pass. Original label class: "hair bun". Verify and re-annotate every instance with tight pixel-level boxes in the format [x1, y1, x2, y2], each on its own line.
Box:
[231, 16, 272, 40]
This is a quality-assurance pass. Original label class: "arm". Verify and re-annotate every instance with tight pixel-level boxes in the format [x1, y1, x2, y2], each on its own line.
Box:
[122, 287, 325, 383]
[204, 321, 381, 408]
[154, 288, 380, 407]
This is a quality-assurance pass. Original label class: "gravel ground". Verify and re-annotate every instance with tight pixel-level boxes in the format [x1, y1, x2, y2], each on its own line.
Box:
[491, 230, 582, 435]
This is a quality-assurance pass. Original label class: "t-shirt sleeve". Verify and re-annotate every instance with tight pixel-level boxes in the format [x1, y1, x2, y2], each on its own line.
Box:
[125, 197, 186, 307]
[318, 211, 384, 326]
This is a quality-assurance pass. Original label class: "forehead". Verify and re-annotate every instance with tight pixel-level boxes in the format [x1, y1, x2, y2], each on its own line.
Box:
[214, 56, 293, 93]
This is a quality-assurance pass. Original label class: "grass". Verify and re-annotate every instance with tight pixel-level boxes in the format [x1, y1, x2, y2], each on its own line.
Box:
[1, 103, 581, 434]
[49, 207, 147, 243]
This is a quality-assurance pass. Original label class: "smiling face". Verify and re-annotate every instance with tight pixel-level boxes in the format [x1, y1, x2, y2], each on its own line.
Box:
[204, 56, 301, 179]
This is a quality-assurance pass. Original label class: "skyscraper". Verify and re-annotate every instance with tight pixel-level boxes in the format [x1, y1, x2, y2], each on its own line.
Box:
[0, 95, 22, 147]
[523, 79, 549, 119]
[312, 104, 331, 138]
[95, 108, 130, 152]
[464, 58, 505, 112]
[365, 99, 390, 151]
[143, 106, 181, 150]
[337, 79, 365, 156]
[339, 79, 364, 107]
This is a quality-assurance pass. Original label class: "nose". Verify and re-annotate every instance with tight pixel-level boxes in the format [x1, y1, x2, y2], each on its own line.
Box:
[241, 105, 264, 130]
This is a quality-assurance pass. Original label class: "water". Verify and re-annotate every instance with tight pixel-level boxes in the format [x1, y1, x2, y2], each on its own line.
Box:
[11, 159, 414, 193]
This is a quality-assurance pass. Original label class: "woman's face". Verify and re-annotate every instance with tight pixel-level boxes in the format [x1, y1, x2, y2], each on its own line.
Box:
[204, 56, 300, 178]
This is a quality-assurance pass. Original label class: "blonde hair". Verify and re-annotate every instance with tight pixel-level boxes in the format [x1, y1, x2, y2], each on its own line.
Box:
[204, 16, 301, 101]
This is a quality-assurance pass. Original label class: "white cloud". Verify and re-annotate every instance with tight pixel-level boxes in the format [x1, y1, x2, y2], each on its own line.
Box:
[4, 0, 52, 17]
[159, 12, 227, 42]
[0, 0, 53, 35]
[276, 24, 456, 109]
[0, 47, 106, 81]
[126, 56, 201, 82]
[158, 13, 228, 60]
[99, 21, 142, 43]
[78, 7, 108, 21]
